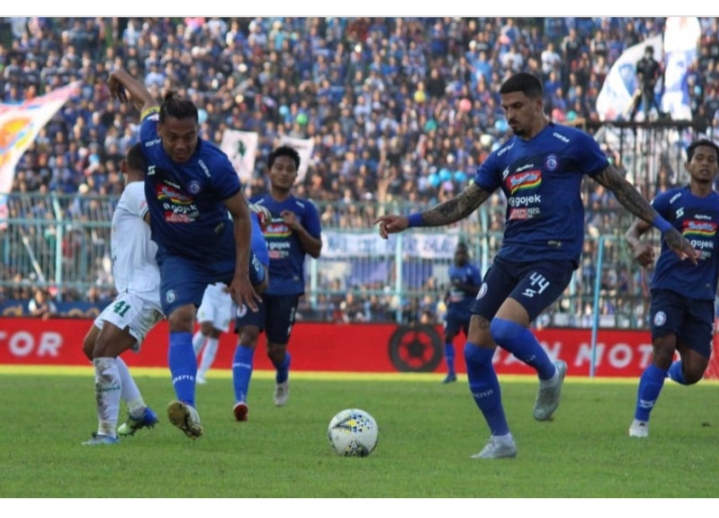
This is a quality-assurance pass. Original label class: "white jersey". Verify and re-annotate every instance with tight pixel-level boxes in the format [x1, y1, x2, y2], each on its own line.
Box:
[111, 181, 161, 300]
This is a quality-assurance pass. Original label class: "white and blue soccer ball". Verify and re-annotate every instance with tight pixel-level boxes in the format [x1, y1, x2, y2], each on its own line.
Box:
[327, 408, 378, 457]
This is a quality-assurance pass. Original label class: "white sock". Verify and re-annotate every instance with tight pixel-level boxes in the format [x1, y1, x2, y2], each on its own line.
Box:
[93, 357, 121, 438]
[116, 357, 145, 418]
[192, 331, 207, 356]
[198, 337, 219, 378]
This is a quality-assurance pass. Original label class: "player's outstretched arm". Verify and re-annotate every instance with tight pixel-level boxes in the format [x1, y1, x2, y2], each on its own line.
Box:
[592, 165, 698, 265]
[374, 183, 490, 239]
[107, 68, 158, 115]
[625, 218, 655, 269]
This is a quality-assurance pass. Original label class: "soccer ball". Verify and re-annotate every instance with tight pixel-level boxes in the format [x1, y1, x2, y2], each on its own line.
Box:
[327, 408, 378, 457]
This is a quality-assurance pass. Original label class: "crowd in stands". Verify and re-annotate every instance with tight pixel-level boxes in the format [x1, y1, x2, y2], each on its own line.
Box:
[1, 16, 717, 326]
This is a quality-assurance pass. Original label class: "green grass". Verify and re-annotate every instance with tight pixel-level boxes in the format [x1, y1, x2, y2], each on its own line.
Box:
[0, 370, 717, 498]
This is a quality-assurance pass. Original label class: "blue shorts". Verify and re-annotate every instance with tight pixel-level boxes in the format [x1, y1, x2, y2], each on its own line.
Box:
[235, 293, 299, 344]
[158, 250, 264, 316]
[650, 289, 714, 358]
[469, 256, 574, 322]
[444, 312, 470, 338]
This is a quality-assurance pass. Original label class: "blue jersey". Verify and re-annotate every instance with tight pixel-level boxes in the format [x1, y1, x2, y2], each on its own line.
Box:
[474, 123, 609, 265]
[250, 212, 269, 267]
[250, 194, 322, 295]
[139, 108, 241, 262]
[447, 263, 483, 319]
[650, 186, 719, 301]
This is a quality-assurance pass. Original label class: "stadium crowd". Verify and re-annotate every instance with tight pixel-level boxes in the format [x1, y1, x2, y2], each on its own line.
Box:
[1, 16, 716, 325]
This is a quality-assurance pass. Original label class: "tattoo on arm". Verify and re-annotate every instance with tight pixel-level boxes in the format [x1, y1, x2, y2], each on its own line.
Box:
[593, 165, 657, 223]
[420, 183, 491, 226]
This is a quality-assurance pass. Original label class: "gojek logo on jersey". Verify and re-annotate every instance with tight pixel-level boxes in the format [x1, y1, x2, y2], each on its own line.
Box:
[682, 219, 717, 256]
[265, 218, 293, 259]
[157, 183, 199, 223]
[506, 169, 542, 220]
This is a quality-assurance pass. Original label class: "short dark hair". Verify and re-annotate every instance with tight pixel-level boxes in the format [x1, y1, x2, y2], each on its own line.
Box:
[686, 139, 719, 163]
[126, 142, 146, 174]
[645, 45, 654, 54]
[456, 241, 468, 251]
[159, 91, 198, 123]
[499, 73, 543, 99]
[269, 145, 301, 171]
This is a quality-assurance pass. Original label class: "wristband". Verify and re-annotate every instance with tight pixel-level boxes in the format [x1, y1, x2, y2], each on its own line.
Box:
[407, 213, 424, 228]
[652, 215, 673, 233]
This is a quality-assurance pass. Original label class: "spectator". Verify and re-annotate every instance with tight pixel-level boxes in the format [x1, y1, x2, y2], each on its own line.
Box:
[1, 16, 712, 327]
[629, 45, 662, 121]
[28, 288, 57, 320]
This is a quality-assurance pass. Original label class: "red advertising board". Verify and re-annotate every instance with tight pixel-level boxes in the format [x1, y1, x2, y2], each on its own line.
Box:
[1, 318, 718, 378]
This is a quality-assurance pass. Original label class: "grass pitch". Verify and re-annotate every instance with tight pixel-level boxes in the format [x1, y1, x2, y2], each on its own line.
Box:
[0, 367, 717, 498]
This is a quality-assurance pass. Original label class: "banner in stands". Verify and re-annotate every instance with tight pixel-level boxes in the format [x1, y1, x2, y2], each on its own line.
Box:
[661, 17, 701, 121]
[596, 35, 663, 121]
[220, 129, 258, 184]
[0, 81, 81, 228]
[321, 231, 460, 259]
[2, 318, 718, 378]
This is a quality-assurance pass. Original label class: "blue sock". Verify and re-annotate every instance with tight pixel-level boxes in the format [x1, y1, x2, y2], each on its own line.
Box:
[490, 318, 556, 380]
[444, 343, 456, 375]
[273, 352, 291, 384]
[232, 345, 255, 403]
[634, 364, 668, 421]
[464, 342, 509, 436]
[667, 360, 687, 385]
[168, 331, 197, 408]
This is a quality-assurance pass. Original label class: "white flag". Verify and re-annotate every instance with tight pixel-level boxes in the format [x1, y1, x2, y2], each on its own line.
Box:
[596, 35, 663, 121]
[661, 17, 701, 121]
[220, 129, 258, 184]
[278, 136, 314, 184]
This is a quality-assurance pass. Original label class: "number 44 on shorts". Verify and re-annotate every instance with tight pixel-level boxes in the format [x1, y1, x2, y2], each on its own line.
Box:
[113, 300, 131, 317]
[522, 273, 550, 298]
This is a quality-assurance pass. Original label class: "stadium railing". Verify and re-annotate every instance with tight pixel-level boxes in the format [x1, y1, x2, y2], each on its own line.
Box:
[0, 192, 663, 329]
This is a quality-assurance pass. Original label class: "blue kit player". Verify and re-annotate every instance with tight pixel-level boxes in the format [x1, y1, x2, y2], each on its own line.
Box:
[236, 145, 322, 408]
[375, 72, 697, 459]
[230, 207, 270, 422]
[107, 68, 262, 440]
[442, 242, 482, 383]
[626, 139, 719, 438]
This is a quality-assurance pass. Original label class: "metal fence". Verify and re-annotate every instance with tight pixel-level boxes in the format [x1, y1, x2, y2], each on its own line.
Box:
[0, 189, 660, 329]
[2, 121, 710, 327]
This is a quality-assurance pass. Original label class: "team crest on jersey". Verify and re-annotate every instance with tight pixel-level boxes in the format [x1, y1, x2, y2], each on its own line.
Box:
[476, 283, 488, 300]
[166, 290, 177, 304]
[653, 311, 666, 327]
[236, 304, 247, 318]
[545, 154, 558, 171]
[187, 181, 201, 195]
